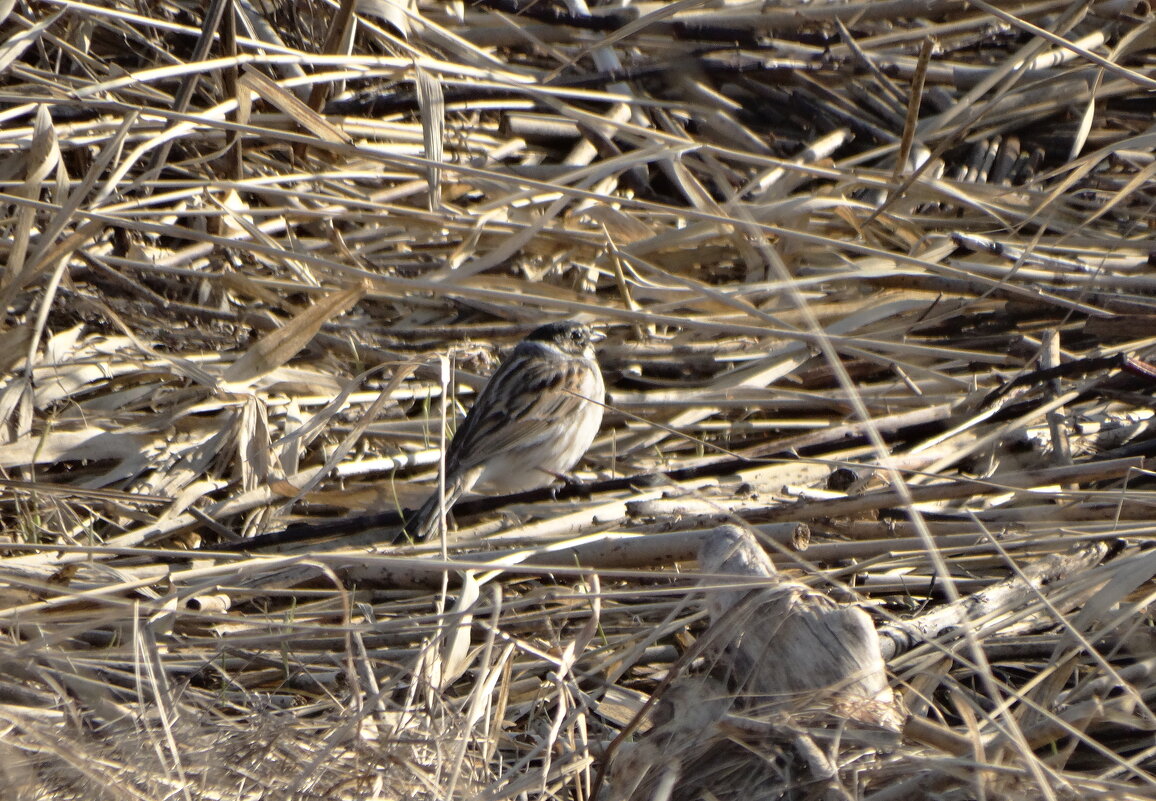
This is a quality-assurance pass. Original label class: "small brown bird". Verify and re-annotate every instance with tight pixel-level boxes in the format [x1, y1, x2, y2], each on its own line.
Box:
[404, 321, 605, 540]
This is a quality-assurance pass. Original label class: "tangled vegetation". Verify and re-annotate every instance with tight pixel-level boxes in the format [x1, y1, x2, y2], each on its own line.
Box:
[1, 0, 1155, 798]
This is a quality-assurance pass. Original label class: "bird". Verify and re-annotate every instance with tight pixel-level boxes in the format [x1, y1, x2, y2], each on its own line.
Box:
[403, 321, 605, 541]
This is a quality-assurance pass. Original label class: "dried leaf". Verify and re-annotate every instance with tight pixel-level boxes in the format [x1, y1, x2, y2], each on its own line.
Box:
[0, 9, 60, 73]
[237, 66, 352, 144]
[3, 104, 60, 283]
[222, 283, 366, 386]
[237, 395, 272, 492]
[415, 65, 444, 211]
[0, 428, 152, 468]
[358, 0, 411, 40]
[436, 571, 481, 689]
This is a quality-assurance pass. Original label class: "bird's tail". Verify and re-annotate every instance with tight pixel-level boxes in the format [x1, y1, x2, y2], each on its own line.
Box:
[399, 469, 477, 542]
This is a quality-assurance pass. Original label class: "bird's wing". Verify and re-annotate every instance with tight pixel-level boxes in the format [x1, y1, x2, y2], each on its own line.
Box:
[446, 350, 599, 472]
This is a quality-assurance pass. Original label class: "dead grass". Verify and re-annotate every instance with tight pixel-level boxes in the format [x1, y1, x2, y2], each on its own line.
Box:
[2, 0, 1156, 798]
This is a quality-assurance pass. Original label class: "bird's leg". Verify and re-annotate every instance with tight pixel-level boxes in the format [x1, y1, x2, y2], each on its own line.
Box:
[545, 469, 592, 500]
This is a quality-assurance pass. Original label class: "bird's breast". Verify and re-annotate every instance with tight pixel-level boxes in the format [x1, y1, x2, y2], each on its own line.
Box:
[475, 364, 604, 494]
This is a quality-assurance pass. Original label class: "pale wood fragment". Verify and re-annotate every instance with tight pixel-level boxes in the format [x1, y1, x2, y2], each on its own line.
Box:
[876, 540, 1115, 661]
[604, 525, 902, 801]
[699, 525, 904, 730]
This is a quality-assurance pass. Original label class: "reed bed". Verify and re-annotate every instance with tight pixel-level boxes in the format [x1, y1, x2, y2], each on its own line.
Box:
[1, 0, 1156, 798]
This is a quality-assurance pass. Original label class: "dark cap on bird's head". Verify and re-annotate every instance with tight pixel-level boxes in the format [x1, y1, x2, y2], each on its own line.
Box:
[525, 321, 602, 354]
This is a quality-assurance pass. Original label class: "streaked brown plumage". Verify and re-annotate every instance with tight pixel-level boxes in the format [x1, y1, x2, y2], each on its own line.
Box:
[403, 321, 605, 541]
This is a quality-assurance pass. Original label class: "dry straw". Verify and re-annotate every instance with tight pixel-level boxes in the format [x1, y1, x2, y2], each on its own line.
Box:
[1, 0, 1155, 798]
